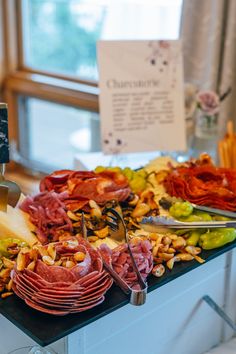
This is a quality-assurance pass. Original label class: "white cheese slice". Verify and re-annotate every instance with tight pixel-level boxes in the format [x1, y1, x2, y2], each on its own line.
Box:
[0, 205, 38, 246]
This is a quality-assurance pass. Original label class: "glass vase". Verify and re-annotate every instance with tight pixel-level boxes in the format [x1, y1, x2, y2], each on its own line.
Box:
[190, 110, 219, 162]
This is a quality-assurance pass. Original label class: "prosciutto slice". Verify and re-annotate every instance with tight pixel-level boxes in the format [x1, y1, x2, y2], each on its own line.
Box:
[100, 239, 153, 289]
[20, 191, 72, 244]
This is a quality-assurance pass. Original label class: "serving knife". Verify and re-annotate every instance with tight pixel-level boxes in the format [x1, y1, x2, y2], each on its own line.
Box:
[0, 103, 21, 211]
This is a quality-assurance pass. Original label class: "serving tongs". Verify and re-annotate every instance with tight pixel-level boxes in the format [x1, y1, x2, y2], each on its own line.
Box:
[190, 203, 236, 219]
[81, 210, 147, 305]
[141, 215, 236, 232]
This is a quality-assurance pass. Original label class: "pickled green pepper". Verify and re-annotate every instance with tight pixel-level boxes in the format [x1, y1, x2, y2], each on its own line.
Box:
[199, 228, 236, 250]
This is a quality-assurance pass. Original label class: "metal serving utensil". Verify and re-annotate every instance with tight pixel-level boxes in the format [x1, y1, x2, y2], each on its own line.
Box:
[103, 207, 147, 305]
[141, 215, 236, 232]
[0, 103, 21, 210]
[190, 203, 236, 219]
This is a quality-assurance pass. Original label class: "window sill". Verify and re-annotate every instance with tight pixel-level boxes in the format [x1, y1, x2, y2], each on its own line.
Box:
[5, 168, 40, 196]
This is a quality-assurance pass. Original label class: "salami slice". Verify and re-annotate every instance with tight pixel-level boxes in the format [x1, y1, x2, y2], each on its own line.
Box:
[12, 237, 112, 315]
[25, 299, 70, 316]
[35, 260, 77, 283]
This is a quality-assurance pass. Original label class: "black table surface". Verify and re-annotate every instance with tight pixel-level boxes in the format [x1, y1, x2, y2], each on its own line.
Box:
[1, 241, 236, 347]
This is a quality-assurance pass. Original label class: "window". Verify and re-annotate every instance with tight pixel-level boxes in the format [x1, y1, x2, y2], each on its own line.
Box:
[3, 0, 183, 172]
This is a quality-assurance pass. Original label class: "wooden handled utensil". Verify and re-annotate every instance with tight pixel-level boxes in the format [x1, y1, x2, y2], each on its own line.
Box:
[0, 103, 21, 211]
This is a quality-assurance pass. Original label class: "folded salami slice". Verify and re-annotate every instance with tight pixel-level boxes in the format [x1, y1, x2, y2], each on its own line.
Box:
[25, 299, 71, 316]
[11, 237, 113, 315]
[164, 162, 236, 211]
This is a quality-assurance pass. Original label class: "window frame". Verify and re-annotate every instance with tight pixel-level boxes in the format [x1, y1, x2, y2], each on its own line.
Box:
[2, 0, 100, 171]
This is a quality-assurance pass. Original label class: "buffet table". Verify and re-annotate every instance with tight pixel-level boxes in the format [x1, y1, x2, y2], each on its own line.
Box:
[1, 243, 236, 354]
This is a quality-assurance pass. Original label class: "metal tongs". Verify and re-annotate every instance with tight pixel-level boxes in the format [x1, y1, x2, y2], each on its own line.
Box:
[81, 210, 147, 306]
[141, 215, 236, 232]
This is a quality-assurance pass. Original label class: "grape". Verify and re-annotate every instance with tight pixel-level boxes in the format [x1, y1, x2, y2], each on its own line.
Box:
[94, 165, 148, 194]
[129, 176, 147, 193]
[94, 166, 106, 173]
[136, 169, 147, 178]
[122, 167, 134, 181]
[107, 167, 122, 173]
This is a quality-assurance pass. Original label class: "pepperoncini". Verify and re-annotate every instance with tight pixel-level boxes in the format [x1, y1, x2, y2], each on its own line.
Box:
[199, 228, 236, 250]
[186, 230, 202, 246]
[169, 201, 193, 218]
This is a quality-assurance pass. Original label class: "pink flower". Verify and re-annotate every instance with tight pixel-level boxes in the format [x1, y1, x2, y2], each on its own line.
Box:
[196, 90, 220, 115]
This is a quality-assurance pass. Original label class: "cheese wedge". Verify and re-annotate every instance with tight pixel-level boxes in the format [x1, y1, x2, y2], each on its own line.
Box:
[0, 205, 38, 246]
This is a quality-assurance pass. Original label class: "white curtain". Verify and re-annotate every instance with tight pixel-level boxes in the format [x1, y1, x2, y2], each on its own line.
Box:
[0, 0, 5, 94]
[181, 0, 236, 136]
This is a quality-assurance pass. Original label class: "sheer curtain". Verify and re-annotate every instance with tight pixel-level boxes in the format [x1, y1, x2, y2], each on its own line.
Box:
[0, 0, 5, 93]
[181, 0, 236, 136]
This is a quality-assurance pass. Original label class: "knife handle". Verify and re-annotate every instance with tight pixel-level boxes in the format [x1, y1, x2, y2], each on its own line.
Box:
[0, 103, 10, 164]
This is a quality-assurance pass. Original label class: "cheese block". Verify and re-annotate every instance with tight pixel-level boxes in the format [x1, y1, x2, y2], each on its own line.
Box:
[0, 205, 38, 246]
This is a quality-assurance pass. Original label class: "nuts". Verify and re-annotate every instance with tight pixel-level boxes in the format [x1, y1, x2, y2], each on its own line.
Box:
[42, 256, 54, 266]
[185, 246, 201, 255]
[172, 237, 186, 250]
[1, 292, 13, 299]
[94, 226, 109, 239]
[16, 252, 27, 271]
[65, 261, 76, 268]
[166, 256, 180, 270]
[87, 236, 99, 243]
[132, 203, 151, 218]
[27, 261, 36, 271]
[152, 264, 165, 277]
[89, 200, 102, 218]
[128, 194, 139, 206]
[0, 268, 11, 279]
[2, 257, 15, 270]
[149, 233, 159, 241]
[162, 236, 172, 246]
[158, 252, 175, 261]
[6, 279, 13, 291]
[47, 244, 56, 260]
[74, 252, 86, 262]
[36, 245, 48, 258]
[67, 210, 80, 221]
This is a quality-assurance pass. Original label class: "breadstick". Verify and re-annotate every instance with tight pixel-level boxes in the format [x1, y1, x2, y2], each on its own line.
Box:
[223, 140, 231, 167]
[227, 120, 234, 137]
[218, 140, 225, 167]
[233, 140, 236, 169]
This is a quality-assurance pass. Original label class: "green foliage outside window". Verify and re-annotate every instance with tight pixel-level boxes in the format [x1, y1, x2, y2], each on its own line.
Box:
[28, 0, 105, 78]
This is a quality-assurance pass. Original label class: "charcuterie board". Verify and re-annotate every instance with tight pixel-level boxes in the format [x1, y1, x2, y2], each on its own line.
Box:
[1, 240, 235, 347]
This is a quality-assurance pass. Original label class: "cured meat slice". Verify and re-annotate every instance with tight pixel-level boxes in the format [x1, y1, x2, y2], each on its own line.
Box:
[34, 292, 76, 303]
[108, 239, 153, 288]
[39, 169, 131, 211]
[70, 296, 105, 312]
[39, 288, 83, 298]
[25, 299, 70, 316]
[20, 191, 73, 243]
[12, 237, 113, 315]
[35, 260, 77, 283]
[164, 162, 236, 211]
[99, 244, 112, 266]
[31, 296, 74, 309]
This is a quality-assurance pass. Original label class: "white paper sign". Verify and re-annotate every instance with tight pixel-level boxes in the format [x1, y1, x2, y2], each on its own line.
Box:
[97, 40, 186, 154]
